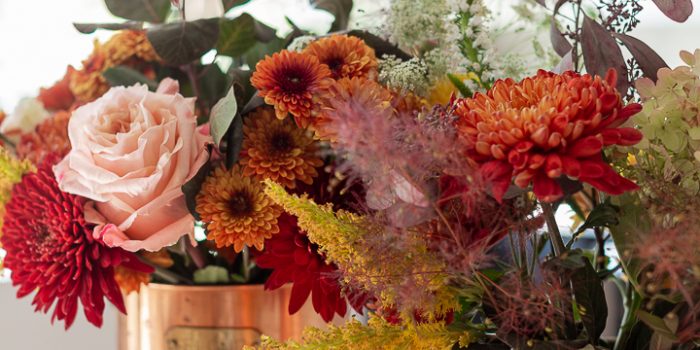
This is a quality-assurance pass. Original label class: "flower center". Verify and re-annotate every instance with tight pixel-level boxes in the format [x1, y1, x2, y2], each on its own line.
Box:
[228, 191, 253, 216]
[270, 131, 295, 153]
[325, 57, 345, 78]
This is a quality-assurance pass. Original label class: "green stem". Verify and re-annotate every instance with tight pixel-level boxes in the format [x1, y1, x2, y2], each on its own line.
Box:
[241, 246, 251, 282]
[541, 202, 566, 256]
[138, 256, 193, 285]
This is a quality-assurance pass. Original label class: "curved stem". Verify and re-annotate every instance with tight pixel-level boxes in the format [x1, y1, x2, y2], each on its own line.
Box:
[541, 202, 566, 256]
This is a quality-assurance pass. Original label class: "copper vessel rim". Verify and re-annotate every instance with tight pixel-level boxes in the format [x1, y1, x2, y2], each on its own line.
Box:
[146, 283, 268, 292]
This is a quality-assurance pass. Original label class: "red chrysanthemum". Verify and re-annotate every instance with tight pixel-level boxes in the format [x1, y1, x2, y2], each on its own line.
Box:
[455, 69, 643, 202]
[0, 158, 152, 329]
[251, 51, 332, 128]
[257, 213, 355, 322]
[257, 166, 368, 322]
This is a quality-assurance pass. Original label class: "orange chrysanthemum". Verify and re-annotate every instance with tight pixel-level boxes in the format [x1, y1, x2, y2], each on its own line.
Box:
[196, 166, 282, 252]
[455, 69, 643, 202]
[69, 30, 159, 103]
[114, 265, 151, 294]
[303, 35, 378, 80]
[315, 77, 394, 141]
[251, 51, 332, 127]
[101, 30, 160, 67]
[17, 110, 71, 165]
[241, 108, 323, 189]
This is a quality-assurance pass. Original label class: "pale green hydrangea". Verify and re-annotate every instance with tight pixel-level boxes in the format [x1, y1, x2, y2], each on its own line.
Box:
[634, 49, 700, 194]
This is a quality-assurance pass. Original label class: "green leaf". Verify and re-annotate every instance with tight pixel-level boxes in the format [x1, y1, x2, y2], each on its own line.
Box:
[182, 151, 212, 221]
[609, 194, 650, 289]
[240, 37, 286, 67]
[567, 201, 620, 248]
[73, 21, 143, 34]
[210, 87, 238, 147]
[198, 64, 229, 110]
[102, 66, 158, 90]
[193, 266, 230, 284]
[104, 0, 171, 23]
[311, 0, 353, 32]
[230, 274, 247, 283]
[447, 73, 473, 98]
[217, 14, 257, 57]
[222, 0, 252, 12]
[571, 257, 608, 343]
[637, 310, 678, 341]
[147, 18, 220, 66]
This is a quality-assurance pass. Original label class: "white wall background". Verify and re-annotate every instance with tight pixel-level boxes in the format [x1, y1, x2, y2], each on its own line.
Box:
[0, 1, 698, 349]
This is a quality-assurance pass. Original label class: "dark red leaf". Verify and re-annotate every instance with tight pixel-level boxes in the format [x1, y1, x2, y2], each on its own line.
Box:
[613, 33, 668, 82]
[581, 15, 629, 93]
[550, 20, 572, 57]
[651, 0, 693, 22]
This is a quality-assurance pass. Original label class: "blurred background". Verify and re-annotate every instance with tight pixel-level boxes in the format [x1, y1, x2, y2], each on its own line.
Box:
[0, 0, 698, 349]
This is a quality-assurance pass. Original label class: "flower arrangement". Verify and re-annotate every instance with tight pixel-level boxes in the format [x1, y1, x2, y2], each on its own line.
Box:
[0, 0, 699, 349]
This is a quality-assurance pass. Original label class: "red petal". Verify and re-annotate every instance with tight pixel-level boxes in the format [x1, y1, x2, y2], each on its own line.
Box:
[568, 135, 603, 157]
[480, 161, 513, 203]
[561, 156, 581, 178]
[288, 275, 312, 314]
[533, 173, 563, 202]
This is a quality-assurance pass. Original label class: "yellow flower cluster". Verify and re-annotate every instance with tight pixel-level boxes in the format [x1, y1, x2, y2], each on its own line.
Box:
[250, 315, 472, 350]
[263, 180, 458, 318]
[0, 147, 35, 243]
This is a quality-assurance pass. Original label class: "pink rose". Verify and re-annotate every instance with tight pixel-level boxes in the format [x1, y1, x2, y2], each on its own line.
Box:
[54, 78, 212, 251]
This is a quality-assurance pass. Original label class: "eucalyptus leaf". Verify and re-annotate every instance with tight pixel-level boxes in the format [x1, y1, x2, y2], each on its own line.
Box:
[73, 21, 144, 34]
[147, 18, 220, 66]
[102, 66, 158, 90]
[614, 33, 668, 82]
[217, 14, 257, 57]
[193, 265, 230, 284]
[580, 14, 629, 93]
[346, 30, 411, 60]
[311, 0, 353, 32]
[104, 0, 171, 23]
[182, 150, 212, 221]
[651, 0, 693, 23]
[222, 0, 252, 12]
[210, 87, 238, 147]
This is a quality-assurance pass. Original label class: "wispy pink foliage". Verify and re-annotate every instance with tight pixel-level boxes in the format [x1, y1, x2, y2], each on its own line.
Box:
[484, 269, 569, 339]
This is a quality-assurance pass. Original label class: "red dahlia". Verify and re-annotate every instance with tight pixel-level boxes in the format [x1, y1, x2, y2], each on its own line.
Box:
[0, 159, 152, 329]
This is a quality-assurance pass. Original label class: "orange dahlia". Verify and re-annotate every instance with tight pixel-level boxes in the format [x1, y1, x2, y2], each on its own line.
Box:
[114, 265, 151, 294]
[38, 68, 75, 111]
[303, 34, 378, 80]
[241, 108, 323, 189]
[196, 166, 282, 252]
[316, 77, 394, 141]
[17, 110, 71, 165]
[251, 51, 332, 127]
[455, 69, 643, 202]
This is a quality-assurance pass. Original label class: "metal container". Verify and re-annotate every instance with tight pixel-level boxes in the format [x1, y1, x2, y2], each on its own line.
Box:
[118, 283, 337, 350]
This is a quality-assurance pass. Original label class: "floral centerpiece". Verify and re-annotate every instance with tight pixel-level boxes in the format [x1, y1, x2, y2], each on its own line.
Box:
[0, 0, 699, 349]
